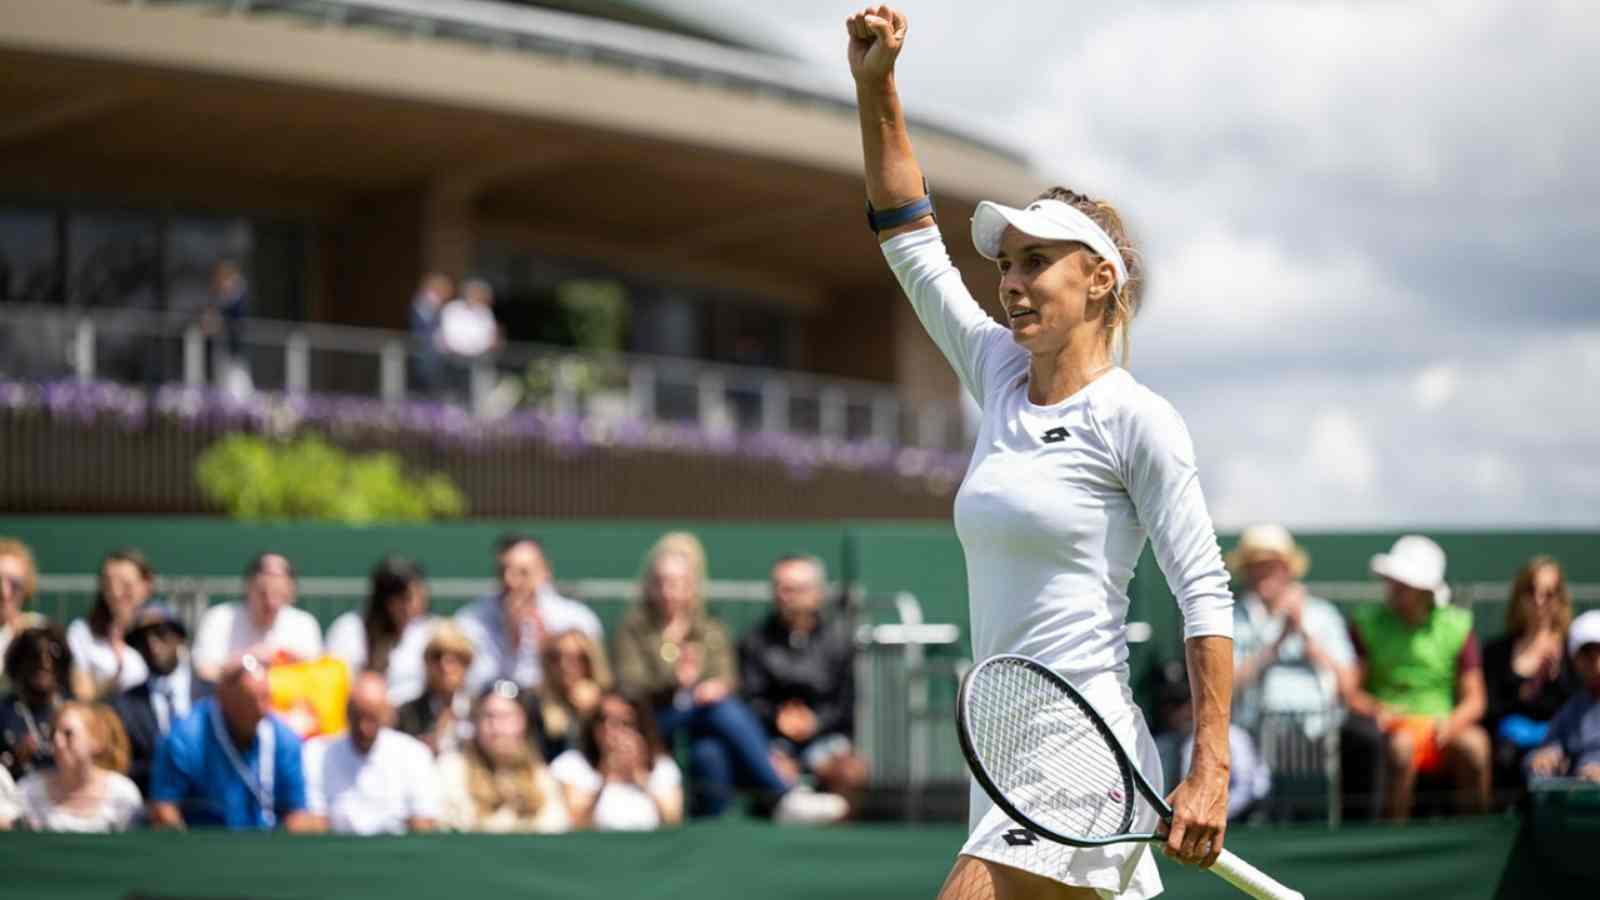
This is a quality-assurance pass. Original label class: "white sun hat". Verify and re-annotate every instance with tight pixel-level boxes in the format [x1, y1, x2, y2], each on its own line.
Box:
[1370, 535, 1452, 607]
[970, 199, 1129, 289]
[1568, 609, 1600, 659]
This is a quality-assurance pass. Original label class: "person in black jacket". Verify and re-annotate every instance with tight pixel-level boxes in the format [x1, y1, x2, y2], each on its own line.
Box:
[1482, 556, 1579, 798]
[109, 605, 213, 793]
[737, 555, 867, 805]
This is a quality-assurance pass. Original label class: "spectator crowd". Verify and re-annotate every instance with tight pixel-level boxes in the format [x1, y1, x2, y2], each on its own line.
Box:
[1, 527, 1596, 836]
[0, 532, 862, 834]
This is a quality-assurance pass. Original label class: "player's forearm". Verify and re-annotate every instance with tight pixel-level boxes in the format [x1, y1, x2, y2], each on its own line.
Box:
[854, 76, 930, 215]
[1185, 635, 1234, 778]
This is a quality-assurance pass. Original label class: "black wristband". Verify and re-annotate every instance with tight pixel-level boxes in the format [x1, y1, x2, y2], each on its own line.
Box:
[866, 179, 935, 233]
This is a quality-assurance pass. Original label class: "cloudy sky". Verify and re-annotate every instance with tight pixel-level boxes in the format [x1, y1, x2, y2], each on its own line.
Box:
[645, 0, 1600, 530]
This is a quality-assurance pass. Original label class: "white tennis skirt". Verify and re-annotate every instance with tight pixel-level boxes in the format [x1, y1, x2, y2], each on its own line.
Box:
[959, 667, 1165, 899]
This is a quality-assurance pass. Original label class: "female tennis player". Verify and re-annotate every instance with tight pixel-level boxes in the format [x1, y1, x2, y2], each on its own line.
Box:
[847, 8, 1235, 899]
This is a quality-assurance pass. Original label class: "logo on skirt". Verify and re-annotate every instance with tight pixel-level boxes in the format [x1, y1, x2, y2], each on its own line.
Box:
[1002, 828, 1039, 847]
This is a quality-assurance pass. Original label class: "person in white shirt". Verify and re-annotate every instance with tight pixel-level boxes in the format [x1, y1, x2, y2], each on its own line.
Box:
[550, 691, 682, 831]
[326, 555, 437, 706]
[67, 548, 155, 698]
[456, 535, 602, 695]
[438, 278, 501, 359]
[849, 9, 1234, 897]
[304, 672, 440, 835]
[192, 553, 323, 682]
[14, 701, 143, 832]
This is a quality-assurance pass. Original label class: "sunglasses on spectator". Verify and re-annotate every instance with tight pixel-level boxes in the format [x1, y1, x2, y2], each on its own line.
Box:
[425, 649, 471, 664]
[484, 679, 522, 702]
[0, 575, 25, 595]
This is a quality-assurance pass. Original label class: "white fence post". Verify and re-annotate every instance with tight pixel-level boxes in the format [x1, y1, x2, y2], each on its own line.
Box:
[380, 340, 406, 404]
[628, 364, 656, 421]
[820, 388, 846, 441]
[72, 317, 95, 382]
[761, 379, 788, 433]
[183, 326, 205, 387]
[285, 332, 310, 396]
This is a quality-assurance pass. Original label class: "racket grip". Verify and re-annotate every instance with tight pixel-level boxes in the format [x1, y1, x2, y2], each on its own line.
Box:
[1208, 848, 1304, 900]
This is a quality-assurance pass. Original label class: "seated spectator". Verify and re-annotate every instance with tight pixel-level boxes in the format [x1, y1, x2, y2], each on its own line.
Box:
[1, 625, 73, 779]
[0, 538, 48, 696]
[111, 604, 214, 793]
[1343, 535, 1490, 821]
[397, 622, 476, 757]
[304, 672, 440, 834]
[1227, 525, 1356, 734]
[66, 548, 155, 699]
[192, 553, 323, 682]
[437, 680, 570, 833]
[147, 655, 316, 831]
[551, 692, 683, 831]
[456, 534, 601, 695]
[327, 555, 438, 706]
[615, 533, 844, 823]
[1526, 610, 1600, 784]
[737, 554, 868, 805]
[1150, 661, 1270, 822]
[1485, 556, 1580, 791]
[11, 701, 143, 832]
[537, 628, 613, 760]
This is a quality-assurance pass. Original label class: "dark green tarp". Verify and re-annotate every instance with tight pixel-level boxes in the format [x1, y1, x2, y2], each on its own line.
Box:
[2, 816, 1582, 900]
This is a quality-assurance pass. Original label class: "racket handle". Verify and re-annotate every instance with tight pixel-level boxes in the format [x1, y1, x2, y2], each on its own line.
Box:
[1208, 848, 1304, 900]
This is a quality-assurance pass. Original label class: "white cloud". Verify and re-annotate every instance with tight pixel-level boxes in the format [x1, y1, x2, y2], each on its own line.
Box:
[1413, 363, 1459, 411]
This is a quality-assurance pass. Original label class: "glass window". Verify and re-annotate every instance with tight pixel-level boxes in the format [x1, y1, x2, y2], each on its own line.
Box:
[165, 216, 253, 318]
[0, 208, 61, 305]
[67, 211, 160, 310]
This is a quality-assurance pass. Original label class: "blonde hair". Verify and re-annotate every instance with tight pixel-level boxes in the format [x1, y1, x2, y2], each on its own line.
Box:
[1506, 556, 1572, 638]
[637, 531, 708, 613]
[0, 538, 39, 602]
[424, 620, 476, 663]
[1030, 186, 1144, 364]
[539, 629, 614, 738]
[464, 695, 549, 822]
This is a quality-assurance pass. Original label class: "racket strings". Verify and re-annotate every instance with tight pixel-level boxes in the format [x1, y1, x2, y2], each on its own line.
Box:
[966, 659, 1135, 841]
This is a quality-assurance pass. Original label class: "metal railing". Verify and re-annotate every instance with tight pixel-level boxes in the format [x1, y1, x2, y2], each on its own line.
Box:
[0, 304, 972, 452]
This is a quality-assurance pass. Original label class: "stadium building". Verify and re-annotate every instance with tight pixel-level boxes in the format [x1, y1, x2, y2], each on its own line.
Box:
[0, 0, 1039, 516]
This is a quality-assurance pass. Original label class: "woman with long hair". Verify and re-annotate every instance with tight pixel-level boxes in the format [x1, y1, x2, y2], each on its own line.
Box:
[550, 691, 683, 831]
[0, 539, 48, 697]
[847, 7, 1236, 897]
[437, 680, 570, 833]
[537, 628, 613, 760]
[67, 548, 155, 699]
[1483, 556, 1580, 790]
[327, 555, 437, 705]
[614, 532, 844, 823]
[11, 701, 142, 832]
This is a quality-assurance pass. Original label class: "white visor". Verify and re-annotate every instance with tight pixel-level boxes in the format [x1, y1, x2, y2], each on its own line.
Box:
[971, 199, 1128, 289]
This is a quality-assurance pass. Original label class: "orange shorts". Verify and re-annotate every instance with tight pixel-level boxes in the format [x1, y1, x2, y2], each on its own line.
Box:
[1387, 716, 1446, 774]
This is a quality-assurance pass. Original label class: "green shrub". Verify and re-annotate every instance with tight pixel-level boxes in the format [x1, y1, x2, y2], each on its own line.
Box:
[196, 434, 466, 523]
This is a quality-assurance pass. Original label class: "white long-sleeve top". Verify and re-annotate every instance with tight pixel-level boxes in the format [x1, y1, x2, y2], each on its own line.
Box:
[883, 228, 1232, 678]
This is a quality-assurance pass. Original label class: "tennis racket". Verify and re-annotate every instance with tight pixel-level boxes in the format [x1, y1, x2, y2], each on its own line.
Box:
[956, 654, 1304, 900]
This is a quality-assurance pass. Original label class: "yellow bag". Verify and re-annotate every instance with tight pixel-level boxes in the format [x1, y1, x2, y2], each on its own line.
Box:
[267, 656, 350, 738]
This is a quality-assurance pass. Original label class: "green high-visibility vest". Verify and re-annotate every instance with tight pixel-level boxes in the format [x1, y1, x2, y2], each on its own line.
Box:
[1351, 603, 1473, 717]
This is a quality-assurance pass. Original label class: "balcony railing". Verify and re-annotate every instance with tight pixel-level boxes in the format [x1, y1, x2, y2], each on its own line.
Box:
[0, 304, 972, 452]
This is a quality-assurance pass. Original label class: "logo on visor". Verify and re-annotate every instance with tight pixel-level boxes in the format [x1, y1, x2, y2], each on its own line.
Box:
[1040, 427, 1070, 444]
